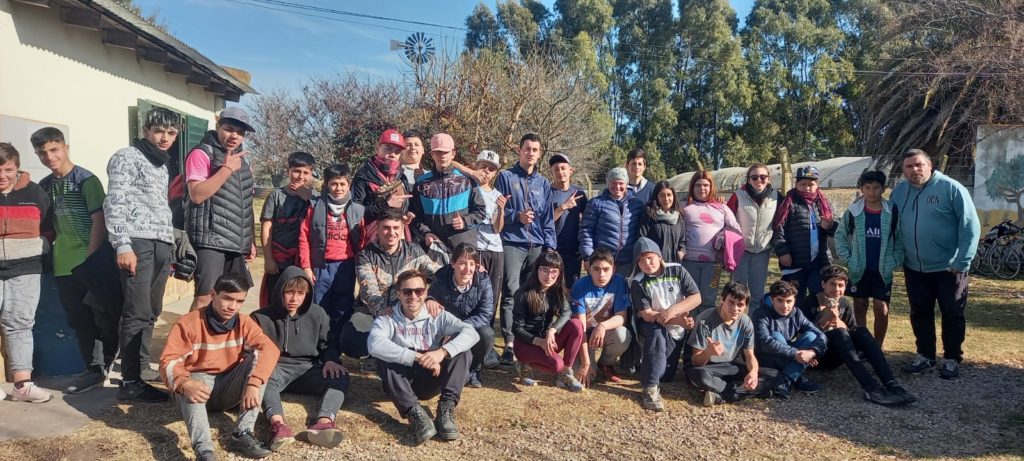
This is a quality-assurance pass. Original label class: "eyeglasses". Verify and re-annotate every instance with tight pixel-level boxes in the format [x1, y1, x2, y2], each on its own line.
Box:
[399, 287, 426, 297]
[538, 266, 561, 275]
[749, 175, 769, 181]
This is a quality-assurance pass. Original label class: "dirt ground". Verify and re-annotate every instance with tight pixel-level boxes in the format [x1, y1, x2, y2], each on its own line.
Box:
[1, 264, 1022, 460]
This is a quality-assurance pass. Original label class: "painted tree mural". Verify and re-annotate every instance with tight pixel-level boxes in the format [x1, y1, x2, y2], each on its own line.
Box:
[985, 155, 1024, 226]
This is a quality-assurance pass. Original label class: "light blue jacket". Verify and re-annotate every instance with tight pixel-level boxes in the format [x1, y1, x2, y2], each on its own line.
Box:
[889, 171, 981, 273]
[835, 197, 903, 285]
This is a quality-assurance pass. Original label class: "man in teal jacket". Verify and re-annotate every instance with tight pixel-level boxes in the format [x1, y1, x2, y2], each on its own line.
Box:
[890, 149, 980, 380]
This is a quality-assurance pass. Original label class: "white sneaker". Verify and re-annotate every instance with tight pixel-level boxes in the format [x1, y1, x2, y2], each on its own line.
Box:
[10, 382, 52, 403]
[0, 386, 6, 401]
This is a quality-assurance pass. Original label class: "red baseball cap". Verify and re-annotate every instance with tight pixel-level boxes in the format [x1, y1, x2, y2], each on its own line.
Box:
[378, 129, 406, 149]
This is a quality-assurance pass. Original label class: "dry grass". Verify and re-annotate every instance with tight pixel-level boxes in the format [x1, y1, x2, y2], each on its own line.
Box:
[2, 237, 1021, 460]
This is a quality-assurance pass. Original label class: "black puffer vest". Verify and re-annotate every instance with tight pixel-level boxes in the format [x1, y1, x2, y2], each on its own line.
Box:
[185, 131, 254, 253]
[308, 194, 365, 269]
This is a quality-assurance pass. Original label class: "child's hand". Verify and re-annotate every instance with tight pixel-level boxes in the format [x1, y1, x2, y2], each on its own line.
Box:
[181, 379, 211, 404]
[241, 384, 260, 411]
[743, 371, 758, 390]
[707, 337, 726, 357]
[264, 258, 278, 275]
[117, 251, 138, 276]
[778, 254, 793, 267]
[303, 268, 316, 284]
[322, 361, 348, 379]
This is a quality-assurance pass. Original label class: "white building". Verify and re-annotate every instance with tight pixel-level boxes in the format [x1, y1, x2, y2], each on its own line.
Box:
[0, 0, 256, 184]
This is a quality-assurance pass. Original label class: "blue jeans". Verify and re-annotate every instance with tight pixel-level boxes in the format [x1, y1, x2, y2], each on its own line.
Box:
[763, 331, 819, 382]
[781, 262, 823, 301]
[314, 259, 356, 327]
[637, 320, 684, 387]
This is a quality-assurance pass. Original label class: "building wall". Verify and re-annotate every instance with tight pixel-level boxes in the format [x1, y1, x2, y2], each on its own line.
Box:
[0, 0, 221, 187]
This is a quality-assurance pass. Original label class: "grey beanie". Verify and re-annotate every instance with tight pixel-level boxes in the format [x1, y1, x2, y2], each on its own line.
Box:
[633, 237, 662, 262]
[607, 167, 628, 185]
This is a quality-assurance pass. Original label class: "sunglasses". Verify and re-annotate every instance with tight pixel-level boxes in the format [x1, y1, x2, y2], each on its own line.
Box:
[399, 287, 426, 297]
[749, 174, 769, 181]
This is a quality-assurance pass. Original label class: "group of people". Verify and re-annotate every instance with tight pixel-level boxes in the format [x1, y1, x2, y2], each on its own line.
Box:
[0, 106, 981, 460]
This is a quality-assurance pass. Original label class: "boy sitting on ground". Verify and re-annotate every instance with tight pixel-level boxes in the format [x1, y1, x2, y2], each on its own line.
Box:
[252, 266, 349, 451]
[798, 265, 917, 406]
[160, 274, 280, 460]
[752, 280, 827, 399]
[570, 247, 632, 385]
[685, 281, 778, 406]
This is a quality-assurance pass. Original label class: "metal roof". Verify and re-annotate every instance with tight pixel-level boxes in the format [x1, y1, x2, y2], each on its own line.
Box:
[668, 156, 876, 192]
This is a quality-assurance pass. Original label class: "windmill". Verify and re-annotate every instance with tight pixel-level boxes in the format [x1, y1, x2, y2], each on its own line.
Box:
[390, 32, 435, 87]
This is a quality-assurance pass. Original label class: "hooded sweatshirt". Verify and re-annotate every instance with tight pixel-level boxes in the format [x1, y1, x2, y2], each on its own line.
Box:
[251, 266, 339, 366]
[889, 171, 981, 273]
[0, 171, 52, 278]
[368, 302, 479, 367]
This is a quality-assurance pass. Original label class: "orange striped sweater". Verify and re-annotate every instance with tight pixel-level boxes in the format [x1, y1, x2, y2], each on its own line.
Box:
[160, 308, 281, 393]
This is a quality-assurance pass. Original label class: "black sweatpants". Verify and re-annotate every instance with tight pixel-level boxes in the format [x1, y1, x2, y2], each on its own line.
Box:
[55, 274, 119, 371]
[118, 238, 172, 382]
[470, 325, 495, 372]
[377, 351, 471, 415]
[818, 327, 895, 392]
[904, 267, 968, 362]
[685, 362, 778, 401]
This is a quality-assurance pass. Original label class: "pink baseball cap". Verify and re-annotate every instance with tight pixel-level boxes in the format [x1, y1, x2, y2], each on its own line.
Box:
[430, 133, 455, 153]
[378, 129, 406, 149]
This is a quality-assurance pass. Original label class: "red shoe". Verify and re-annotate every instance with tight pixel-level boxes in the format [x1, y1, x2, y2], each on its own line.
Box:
[599, 365, 622, 383]
[306, 420, 345, 448]
[270, 421, 295, 451]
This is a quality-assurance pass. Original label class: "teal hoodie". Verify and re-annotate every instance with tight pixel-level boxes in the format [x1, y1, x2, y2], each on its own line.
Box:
[889, 171, 980, 273]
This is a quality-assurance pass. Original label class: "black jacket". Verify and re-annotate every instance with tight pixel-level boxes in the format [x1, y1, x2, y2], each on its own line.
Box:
[770, 193, 836, 269]
[251, 266, 339, 365]
[511, 288, 572, 345]
[427, 265, 494, 330]
[639, 211, 686, 264]
[184, 131, 254, 254]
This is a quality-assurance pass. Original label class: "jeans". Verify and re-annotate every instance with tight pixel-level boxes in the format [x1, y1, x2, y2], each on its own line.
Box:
[339, 319, 370, 359]
[513, 319, 584, 374]
[469, 325, 496, 372]
[500, 245, 542, 343]
[731, 250, 771, 311]
[118, 238, 172, 382]
[637, 319, 685, 387]
[264, 360, 350, 423]
[55, 274, 119, 371]
[781, 261, 823, 301]
[904, 267, 968, 362]
[682, 260, 718, 314]
[176, 352, 263, 454]
[0, 274, 41, 373]
[819, 327, 895, 392]
[314, 259, 356, 326]
[760, 331, 819, 382]
[685, 362, 779, 401]
[378, 351, 471, 415]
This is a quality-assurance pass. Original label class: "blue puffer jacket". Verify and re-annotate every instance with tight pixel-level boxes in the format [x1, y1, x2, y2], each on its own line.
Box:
[426, 265, 494, 330]
[579, 189, 645, 265]
[751, 304, 827, 361]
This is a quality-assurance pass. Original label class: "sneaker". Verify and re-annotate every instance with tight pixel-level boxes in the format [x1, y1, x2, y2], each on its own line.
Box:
[404, 404, 437, 446]
[65, 369, 106, 394]
[0, 386, 6, 401]
[703, 390, 722, 407]
[118, 380, 169, 403]
[515, 362, 537, 386]
[642, 385, 665, 412]
[598, 365, 621, 383]
[305, 421, 344, 449]
[227, 430, 271, 459]
[434, 400, 459, 441]
[195, 449, 217, 461]
[793, 376, 821, 394]
[483, 348, 501, 369]
[500, 346, 516, 365]
[938, 359, 960, 380]
[556, 370, 584, 393]
[864, 389, 906, 407]
[360, 357, 377, 373]
[771, 378, 792, 400]
[885, 381, 918, 404]
[10, 382, 52, 403]
[140, 367, 161, 382]
[269, 421, 295, 451]
[903, 355, 936, 375]
[466, 370, 483, 388]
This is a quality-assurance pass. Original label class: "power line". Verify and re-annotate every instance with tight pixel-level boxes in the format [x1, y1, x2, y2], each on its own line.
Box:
[245, 0, 468, 31]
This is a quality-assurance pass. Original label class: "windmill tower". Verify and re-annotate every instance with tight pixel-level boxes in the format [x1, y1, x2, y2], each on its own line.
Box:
[390, 32, 436, 86]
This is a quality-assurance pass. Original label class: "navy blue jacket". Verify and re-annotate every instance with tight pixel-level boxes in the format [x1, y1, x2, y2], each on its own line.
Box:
[579, 189, 645, 265]
[751, 304, 827, 361]
[426, 265, 494, 330]
[409, 167, 486, 249]
[495, 163, 556, 249]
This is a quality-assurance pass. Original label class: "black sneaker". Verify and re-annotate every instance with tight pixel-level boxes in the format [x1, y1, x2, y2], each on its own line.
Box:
[864, 389, 905, 407]
[117, 380, 169, 403]
[772, 378, 792, 400]
[434, 400, 459, 441]
[466, 370, 483, 388]
[499, 346, 516, 365]
[793, 375, 821, 394]
[404, 404, 437, 446]
[903, 355, 936, 375]
[483, 348, 501, 369]
[65, 369, 106, 394]
[938, 359, 960, 380]
[228, 430, 271, 459]
[885, 381, 918, 404]
[195, 449, 217, 461]
[140, 367, 161, 382]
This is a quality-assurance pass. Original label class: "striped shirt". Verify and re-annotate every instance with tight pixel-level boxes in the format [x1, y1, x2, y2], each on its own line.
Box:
[630, 263, 700, 339]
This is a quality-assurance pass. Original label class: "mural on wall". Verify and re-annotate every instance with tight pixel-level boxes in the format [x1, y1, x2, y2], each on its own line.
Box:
[974, 125, 1024, 229]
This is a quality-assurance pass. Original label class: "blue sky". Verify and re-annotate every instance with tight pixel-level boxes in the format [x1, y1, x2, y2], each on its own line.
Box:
[138, 0, 756, 102]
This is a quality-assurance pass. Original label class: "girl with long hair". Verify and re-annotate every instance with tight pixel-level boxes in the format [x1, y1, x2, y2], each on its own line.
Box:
[726, 163, 784, 310]
[640, 181, 686, 264]
[681, 171, 740, 313]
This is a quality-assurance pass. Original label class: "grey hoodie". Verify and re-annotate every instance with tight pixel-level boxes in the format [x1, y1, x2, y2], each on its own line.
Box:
[368, 302, 480, 367]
